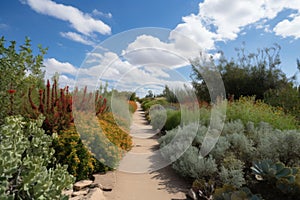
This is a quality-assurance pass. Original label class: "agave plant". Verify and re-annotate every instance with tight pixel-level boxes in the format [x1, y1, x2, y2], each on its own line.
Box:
[251, 159, 297, 182]
[251, 159, 300, 195]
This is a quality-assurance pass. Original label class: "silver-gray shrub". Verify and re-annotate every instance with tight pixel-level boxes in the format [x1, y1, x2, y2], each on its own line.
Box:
[219, 156, 246, 188]
[159, 118, 300, 188]
[172, 146, 218, 179]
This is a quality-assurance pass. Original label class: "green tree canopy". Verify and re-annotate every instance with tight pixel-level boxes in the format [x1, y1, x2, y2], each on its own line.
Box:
[191, 44, 291, 102]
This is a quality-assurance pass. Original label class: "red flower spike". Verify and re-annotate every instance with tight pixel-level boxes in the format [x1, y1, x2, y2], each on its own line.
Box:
[8, 89, 16, 94]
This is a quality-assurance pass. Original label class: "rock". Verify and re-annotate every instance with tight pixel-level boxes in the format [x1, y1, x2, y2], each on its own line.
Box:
[73, 180, 93, 191]
[186, 188, 197, 200]
[62, 189, 73, 197]
[93, 172, 115, 191]
[72, 188, 89, 197]
[83, 188, 106, 200]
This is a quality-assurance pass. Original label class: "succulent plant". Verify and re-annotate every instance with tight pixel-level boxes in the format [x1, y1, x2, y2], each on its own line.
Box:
[213, 185, 263, 200]
[192, 179, 215, 200]
[251, 159, 300, 195]
[251, 159, 297, 182]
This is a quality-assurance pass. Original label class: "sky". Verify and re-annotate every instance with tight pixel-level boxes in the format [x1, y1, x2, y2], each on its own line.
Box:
[1, 0, 300, 96]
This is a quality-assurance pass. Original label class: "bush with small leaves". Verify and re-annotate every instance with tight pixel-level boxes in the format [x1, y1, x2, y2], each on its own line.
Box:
[52, 125, 105, 181]
[219, 156, 246, 188]
[0, 116, 75, 199]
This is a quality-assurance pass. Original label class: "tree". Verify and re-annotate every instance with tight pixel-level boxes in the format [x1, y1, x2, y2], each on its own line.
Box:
[162, 85, 178, 103]
[0, 37, 46, 124]
[145, 90, 154, 98]
[191, 44, 290, 102]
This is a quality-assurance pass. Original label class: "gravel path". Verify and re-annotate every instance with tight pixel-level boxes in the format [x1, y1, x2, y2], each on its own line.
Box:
[104, 103, 190, 200]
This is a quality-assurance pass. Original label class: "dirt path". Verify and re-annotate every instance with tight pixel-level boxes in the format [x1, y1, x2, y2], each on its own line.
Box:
[104, 103, 190, 200]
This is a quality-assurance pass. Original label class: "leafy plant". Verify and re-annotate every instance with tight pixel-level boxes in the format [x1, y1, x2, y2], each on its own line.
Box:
[0, 115, 74, 199]
[52, 125, 105, 181]
[192, 179, 215, 200]
[251, 160, 300, 195]
[226, 97, 298, 130]
[0, 37, 46, 125]
[213, 185, 263, 200]
[128, 100, 137, 113]
[27, 79, 73, 134]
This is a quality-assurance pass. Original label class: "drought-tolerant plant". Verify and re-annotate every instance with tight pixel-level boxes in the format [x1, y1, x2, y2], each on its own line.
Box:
[52, 125, 105, 181]
[27, 79, 73, 134]
[149, 105, 167, 131]
[159, 116, 300, 199]
[213, 185, 263, 200]
[0, 37, 46, 125]
[192, 179, 215, 200]
[226, 96, 298, 130]
[164, 109, 181, 131]
[99, 112, 132, 151]
[128, 100, 137, 113]
[0, 115, 74, 199]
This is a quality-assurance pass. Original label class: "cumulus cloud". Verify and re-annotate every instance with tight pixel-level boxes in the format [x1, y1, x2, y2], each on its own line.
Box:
[170, 14, 216, 50]
[122, 34, 200, 68]
[60, 32, 96, 46]
[170, 0, 300, 50]
[274, 15, 300, 39]
[24, 0, 111, 36]
[44, 58, 77, 76]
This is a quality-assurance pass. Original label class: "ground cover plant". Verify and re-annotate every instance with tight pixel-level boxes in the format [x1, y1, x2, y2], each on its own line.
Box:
[0, 116, 75, 199]
[158, 99, 300, 199]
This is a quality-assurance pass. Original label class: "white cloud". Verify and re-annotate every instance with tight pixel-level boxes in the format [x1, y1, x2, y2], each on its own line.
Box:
[169, 0, 300, 50]
[24, 0, 111, 36]
[199, 0, 267, 40]
[92, 9, 112, 19]
[60, 32, 95, 46]
[44, 58, 77, 76]
[170, 14, 216, 50]
[122, 34, 200, 68]
[273, 15, 300, 39]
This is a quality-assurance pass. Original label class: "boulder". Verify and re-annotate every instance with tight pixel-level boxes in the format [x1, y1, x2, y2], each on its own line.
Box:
[73, 180, 93, 191]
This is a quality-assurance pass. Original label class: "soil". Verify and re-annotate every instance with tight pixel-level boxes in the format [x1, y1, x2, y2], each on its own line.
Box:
[104, 103, 191, 200]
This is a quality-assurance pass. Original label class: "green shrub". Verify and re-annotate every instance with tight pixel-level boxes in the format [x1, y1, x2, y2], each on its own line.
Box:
[219, 156, 246, 188]
[141, 98, 168, 112]
[213, 185, 263, 200]
[0, 116, 74, 199]
[0, 37, 46, 126]
[226, 97, 298, 130]
[149, 105, 167, 130]
[172, 147, 218, 179]
[52, 125, 105, 181]
[159, 118, 300, 198]
[164, 109, 181, 131]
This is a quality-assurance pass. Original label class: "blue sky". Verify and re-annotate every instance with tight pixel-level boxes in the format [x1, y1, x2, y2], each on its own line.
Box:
[1, 0, 300, 95]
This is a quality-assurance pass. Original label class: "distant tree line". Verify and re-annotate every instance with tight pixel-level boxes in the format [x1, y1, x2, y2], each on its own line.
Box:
[190, 44, 300, 120]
